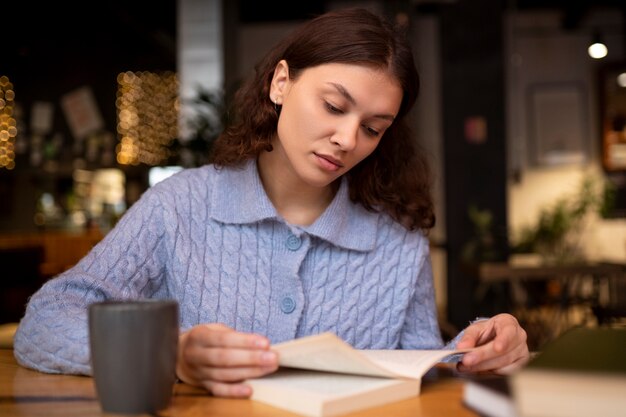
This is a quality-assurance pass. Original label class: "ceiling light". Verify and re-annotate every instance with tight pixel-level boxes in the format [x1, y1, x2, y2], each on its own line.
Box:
[588, 31, 608, 59]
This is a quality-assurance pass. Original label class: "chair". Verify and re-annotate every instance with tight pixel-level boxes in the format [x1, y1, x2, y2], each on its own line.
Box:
[592, 273, 626, 325]
[0, 246, 44, 324]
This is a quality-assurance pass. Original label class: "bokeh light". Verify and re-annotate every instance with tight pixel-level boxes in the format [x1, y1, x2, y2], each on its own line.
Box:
[116, 71, 178, 165]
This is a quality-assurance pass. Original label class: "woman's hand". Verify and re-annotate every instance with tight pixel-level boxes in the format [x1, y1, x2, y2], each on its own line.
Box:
[176, 323, 279, 397]
[455, 313, 530, 374]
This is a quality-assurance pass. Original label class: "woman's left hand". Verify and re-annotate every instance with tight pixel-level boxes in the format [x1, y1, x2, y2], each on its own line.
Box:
[455, 313, 530, 374]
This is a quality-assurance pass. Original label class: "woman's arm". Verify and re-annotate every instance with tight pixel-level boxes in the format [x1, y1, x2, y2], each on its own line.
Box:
[399, 250, 446, 350]
[14, 188, 171, 375]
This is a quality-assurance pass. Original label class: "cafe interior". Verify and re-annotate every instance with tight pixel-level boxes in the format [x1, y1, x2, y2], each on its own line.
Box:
[1, 0, 626, 351]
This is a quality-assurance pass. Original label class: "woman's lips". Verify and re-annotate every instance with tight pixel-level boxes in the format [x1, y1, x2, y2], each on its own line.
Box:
[314, 153, 343, 171]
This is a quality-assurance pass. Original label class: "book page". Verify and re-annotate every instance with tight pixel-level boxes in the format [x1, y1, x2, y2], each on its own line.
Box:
[273, 333, 398, 378]
[272, 332, 469, 380]
[248, 369, 422, 417]
[251, 369, 414, 397]
[359, 349, 470, 379]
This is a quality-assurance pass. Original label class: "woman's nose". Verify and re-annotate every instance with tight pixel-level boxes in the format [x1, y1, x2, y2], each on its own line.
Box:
[330, 120, 359, 151]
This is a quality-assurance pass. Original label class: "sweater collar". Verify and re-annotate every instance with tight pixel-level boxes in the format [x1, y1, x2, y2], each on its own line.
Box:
[209, 159, 379, 251]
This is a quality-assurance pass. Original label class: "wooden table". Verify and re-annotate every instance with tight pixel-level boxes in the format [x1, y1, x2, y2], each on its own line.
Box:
[0, 349, 478, 417]
[464, 260, 626, 312]
[463, 260, 626, 284]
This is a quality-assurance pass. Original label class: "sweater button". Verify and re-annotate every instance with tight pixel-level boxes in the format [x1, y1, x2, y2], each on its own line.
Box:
[280, 296, 296, 314]
[285, 234, 302, 251]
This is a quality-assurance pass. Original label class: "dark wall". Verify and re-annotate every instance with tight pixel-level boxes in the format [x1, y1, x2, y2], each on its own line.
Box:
[440, 0, 509, 328]
[1, 2, 176, 232]
[3, 1, 176, 147]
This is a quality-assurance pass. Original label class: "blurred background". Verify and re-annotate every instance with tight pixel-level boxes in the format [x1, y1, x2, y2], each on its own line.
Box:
[1, 0, 626, 349]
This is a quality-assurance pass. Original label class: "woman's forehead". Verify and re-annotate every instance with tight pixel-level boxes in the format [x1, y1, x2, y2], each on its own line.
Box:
[292, 63, 403, 115]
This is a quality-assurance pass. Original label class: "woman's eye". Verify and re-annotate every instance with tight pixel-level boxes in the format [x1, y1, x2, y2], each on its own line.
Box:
[325, 102, 343, 114]
[363, 126, 380, 137]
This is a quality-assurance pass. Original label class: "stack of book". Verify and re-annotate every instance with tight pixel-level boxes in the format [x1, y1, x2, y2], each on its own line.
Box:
[462, 326, 626, 417]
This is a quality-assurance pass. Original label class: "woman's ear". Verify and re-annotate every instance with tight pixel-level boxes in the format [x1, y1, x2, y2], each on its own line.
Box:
[269, 60, 289, 105]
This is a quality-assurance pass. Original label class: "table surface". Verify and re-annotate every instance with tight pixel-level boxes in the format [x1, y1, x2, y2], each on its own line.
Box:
[0, 349, 479, 417]
[463, 260, 626, 283]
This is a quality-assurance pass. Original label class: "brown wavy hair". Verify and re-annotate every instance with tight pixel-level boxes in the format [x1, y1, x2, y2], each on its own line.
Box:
[211, 8, 435, 232]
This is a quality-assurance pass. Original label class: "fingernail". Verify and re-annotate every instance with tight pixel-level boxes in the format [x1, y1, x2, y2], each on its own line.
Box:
[254, 338, 269, 348]
[237, 385, 252, 396]
[261, 352, 276, 364]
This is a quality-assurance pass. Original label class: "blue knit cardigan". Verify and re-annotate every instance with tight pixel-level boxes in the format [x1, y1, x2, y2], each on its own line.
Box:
[14, 159, 454, 375]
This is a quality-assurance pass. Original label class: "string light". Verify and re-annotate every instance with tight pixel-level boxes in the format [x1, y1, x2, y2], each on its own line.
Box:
[0, 76, 17, 170]
[116, 71, 178, 165]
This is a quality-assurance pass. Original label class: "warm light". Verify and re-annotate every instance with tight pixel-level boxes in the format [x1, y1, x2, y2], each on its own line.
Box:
[588, 42, 607, 59]
[617, 72, 626, 88]
[0, 75, 16, 169]
[116, 71, 178, 166]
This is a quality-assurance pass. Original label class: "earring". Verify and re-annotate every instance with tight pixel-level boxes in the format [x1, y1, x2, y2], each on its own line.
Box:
[273, 97, 282, 113]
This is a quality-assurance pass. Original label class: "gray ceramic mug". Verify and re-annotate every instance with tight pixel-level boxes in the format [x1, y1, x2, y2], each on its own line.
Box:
[88, 300, 179, 414]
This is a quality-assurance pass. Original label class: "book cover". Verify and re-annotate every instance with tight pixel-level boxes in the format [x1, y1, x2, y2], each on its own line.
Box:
[463, 374, 516, 417]
[511, 326, 626, 417]
[247, 332, 470, 417]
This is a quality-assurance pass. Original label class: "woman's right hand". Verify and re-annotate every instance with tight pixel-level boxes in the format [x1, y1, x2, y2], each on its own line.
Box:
[176, 323, 279, 397]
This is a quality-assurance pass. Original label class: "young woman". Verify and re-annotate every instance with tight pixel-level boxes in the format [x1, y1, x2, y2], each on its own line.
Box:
[15, 8, 529, 397]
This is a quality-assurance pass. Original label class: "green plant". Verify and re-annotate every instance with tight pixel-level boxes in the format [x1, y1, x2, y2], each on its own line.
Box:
[599, 178, 618, 218]
[461, 204, 499, 262]
[512, 176, 609, 263]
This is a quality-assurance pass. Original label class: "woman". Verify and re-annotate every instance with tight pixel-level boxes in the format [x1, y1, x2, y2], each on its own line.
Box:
[14, 8, 529, 397]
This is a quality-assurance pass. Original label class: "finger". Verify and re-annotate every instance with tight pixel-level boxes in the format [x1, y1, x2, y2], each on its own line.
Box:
[181, 345, 278, 384]
[476, 320, 496, 346]
[203, 364, 279, 382]
[460, 321, 526, 367]
[458, 349, 512, 372]
[490, 316, 526, 353]
[203, 381, 253, 398]
[204, 323, 233, 332]
[177, 326, 275, 387]
[204, 324, 271, 349]
[189, 325, 271, 350]
[201, 346, 278, 368]
[464, 314, 519, 353]
[458, 342, 528, 373]
[460, 340, 496, 367]
[456, 320, 491, 349]
[179, 348, 277, 380]
[492, 355, 529, 375]
[464, 345, 528, 374]
[464, 329, 526, 367]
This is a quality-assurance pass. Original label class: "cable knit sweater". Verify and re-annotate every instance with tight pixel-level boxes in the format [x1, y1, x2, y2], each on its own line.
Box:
[14, 159, 453, 375]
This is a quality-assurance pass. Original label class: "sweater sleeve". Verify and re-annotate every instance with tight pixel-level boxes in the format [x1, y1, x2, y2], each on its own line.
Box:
[13, 187, 171, 375]
[398, 246, 446, 350]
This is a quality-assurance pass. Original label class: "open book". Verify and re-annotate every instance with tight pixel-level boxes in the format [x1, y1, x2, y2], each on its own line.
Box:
[247, 332, 470, 417]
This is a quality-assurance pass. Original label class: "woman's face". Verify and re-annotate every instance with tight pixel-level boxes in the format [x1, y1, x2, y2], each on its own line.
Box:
[267, 61, 403, 189]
